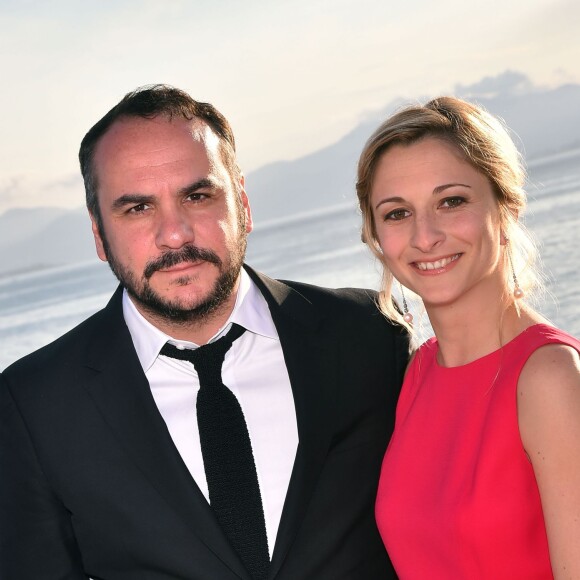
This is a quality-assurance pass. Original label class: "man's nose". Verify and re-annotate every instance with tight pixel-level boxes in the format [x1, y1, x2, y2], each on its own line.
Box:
[155, 207, 195, 249]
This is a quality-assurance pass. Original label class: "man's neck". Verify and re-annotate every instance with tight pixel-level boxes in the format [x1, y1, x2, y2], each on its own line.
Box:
[130, 287, 240, 346]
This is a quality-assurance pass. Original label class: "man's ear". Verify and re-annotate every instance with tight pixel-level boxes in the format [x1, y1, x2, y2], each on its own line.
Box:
[239, 175, 253, 234]
[90, 213, 108, 262]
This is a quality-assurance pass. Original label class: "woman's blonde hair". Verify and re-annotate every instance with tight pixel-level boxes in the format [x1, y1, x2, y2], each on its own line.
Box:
[356, 96, 541, 332]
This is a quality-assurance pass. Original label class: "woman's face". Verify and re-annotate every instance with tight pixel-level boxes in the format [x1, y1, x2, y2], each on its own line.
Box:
[370, 137, 505, 310]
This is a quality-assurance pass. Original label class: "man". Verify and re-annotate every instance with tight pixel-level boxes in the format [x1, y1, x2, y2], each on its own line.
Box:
[0, 85, 408, 579]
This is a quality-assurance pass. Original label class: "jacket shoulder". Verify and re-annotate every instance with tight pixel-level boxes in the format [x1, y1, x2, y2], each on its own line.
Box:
[2, 303, 112, 380]
[280, 279, 384, 319]
[279, 279, 408, 348]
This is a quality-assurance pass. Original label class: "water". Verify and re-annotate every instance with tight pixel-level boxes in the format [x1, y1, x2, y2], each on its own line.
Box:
[1, 148, 579, 371]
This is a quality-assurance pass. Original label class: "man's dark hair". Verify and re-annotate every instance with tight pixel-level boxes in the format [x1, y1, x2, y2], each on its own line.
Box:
[79, 84, 240, 232]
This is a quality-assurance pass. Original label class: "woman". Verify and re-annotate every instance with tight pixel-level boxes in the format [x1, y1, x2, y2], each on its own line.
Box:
[356, 97, 580, 578]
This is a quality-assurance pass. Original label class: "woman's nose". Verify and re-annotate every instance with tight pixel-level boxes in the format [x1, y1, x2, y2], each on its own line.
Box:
[410, 213, 445, 252]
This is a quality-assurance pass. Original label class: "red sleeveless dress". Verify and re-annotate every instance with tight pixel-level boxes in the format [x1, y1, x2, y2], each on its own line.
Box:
[376, 324, 580, 579]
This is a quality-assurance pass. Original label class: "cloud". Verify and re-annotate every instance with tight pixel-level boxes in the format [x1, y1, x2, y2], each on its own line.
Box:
[0, 176, 27, 213]
[0, 173, 84, 215]
[454, 70, 535, 99]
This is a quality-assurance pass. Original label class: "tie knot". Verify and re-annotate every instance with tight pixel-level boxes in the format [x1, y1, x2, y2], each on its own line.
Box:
[160, 323, 246, 386]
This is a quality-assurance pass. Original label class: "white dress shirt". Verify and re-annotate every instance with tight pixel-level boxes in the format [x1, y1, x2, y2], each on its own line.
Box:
[123, 270, 298, 556]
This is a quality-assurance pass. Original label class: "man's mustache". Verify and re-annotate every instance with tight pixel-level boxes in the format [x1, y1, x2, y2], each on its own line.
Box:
[144, 245, 221, 279]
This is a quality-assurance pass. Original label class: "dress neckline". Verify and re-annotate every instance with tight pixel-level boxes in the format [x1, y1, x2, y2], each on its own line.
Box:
[432, 323, 554, 370]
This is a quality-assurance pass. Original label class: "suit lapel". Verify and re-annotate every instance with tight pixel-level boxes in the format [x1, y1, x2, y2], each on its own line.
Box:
[245, 268, 338, 578]
[82, 271, 338, 579]
[82, 287, 250, 580]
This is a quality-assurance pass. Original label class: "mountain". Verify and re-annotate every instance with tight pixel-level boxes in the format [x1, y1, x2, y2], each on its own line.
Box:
[246, 114, 383, 225]
[463, 73, 580, 159]
[248, 73, 580, 223]
[0, 206, 70, 246]
[1, 72, 579, 276]
[0, 207, 95, 276]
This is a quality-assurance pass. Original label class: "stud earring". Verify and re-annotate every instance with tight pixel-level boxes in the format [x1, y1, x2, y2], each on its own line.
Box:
[505, 239, 524, 299]
[399, 282, 413, 323]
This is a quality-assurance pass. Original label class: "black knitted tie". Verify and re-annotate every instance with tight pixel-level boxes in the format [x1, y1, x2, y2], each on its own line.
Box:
[160, 324, 269, 580]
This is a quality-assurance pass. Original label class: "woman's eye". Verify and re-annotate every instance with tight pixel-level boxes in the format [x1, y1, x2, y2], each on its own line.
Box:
[385, 208, 410, 221]
[441, 196, 466, 209]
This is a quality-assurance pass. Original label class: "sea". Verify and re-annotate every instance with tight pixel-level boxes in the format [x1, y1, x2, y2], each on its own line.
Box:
[1, 147, 580, 371]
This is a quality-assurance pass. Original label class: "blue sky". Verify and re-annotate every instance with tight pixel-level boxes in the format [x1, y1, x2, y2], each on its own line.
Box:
[0, 0, 578, 214]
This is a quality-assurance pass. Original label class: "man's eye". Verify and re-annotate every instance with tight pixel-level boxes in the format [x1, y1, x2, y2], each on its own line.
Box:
[385, 209, 410, 221]
[128, 203, 150, 214]
[186, 193, 209, 202]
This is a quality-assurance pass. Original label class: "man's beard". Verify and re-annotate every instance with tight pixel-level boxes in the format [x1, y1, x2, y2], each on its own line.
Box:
[101, 233, 247, 325]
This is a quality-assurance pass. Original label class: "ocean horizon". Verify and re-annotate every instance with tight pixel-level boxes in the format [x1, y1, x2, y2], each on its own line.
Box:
[1, 147, 579, 371]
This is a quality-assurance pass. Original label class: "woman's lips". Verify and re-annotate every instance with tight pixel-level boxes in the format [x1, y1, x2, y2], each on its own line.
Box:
[412, 253, 461, 273]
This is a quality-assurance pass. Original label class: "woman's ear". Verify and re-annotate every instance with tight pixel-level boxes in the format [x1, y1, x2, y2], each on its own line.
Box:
[499, 207, 519, 246]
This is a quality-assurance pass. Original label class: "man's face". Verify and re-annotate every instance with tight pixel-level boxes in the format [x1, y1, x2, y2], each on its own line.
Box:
[90, 116, 252, 327]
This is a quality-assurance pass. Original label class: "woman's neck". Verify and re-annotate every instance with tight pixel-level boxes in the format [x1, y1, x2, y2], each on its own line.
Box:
[426, 294, 538, 368]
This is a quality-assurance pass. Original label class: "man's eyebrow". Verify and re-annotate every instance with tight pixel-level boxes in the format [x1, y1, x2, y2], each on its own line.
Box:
[111, 194, 155, 211]
[110, 178, 219, 211]
[177, 177, 217, 196]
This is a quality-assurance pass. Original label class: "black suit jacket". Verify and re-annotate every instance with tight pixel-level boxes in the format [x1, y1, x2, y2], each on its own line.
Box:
[0, 267, 408, 579]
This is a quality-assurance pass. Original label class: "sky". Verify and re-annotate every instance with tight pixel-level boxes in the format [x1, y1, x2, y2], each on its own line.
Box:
[0, 0, 579, 215]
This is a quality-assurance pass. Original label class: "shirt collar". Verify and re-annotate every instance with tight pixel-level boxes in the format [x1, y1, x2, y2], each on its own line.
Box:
[123, 268, 279, 372]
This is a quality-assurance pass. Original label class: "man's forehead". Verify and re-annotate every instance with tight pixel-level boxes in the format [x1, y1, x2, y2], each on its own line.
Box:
[107, 114, 213, 141]
[94, 115, 221, 164]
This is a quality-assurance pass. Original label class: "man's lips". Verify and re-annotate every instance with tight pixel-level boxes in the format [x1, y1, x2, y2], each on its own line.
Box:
[144, 245, 221, 279]
[158, 261, 204, 274]
[412, 253, 461, 272]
